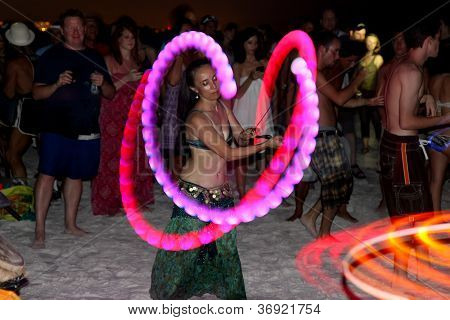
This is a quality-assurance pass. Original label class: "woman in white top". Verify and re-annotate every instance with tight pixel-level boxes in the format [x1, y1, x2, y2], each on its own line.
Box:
[232, 28, 274, 198]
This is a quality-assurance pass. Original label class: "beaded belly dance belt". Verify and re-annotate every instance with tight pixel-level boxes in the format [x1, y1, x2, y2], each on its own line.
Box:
[178, 179, 233, 205]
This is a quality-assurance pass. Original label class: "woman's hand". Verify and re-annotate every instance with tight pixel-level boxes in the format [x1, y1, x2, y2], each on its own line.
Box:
[420, 94, 437, 117]
[127, 69, 143, 82]
[367, 95, 384, 106]
[239, 127, 258, 146]
[267, 135, 283, 149]
[250, 70, 264, 80]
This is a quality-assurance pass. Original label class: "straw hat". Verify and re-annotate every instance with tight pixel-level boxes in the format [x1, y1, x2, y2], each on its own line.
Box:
[5, 22, 35, 46]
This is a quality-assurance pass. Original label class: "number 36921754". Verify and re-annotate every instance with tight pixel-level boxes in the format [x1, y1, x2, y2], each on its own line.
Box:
[257, 303, 321, 315]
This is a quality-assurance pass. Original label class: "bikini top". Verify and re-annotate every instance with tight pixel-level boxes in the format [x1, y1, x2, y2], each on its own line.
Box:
[185, 105, 233, 150]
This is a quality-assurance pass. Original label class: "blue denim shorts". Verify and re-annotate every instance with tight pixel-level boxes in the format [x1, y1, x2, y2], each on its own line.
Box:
[38, 133, 100, 180]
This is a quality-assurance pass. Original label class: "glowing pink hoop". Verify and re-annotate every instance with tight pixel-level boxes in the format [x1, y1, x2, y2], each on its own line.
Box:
[120, 31, 318, 250]
[141, 30, 318, 225]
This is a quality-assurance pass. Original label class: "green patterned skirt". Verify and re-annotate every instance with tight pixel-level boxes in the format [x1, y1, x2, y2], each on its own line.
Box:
[150, 180, 246, 300]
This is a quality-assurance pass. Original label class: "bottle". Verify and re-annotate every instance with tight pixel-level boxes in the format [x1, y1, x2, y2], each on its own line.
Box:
[91, 71, 100, 95]
[90, 83, 99, 95]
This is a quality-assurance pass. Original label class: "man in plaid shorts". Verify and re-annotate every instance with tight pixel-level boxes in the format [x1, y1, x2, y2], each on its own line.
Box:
[300, 32, 383, 238]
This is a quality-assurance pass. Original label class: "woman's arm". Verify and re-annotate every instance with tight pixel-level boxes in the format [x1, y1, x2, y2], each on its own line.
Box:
[219, 101, 245, 145]
[189, 113, 273, 161]
[106, 56, 141, 91]
[166, 56, 184, 86]
[342, 96, 384, 108]
[233, 63, 255, 99]
[374, 55, 384, 70]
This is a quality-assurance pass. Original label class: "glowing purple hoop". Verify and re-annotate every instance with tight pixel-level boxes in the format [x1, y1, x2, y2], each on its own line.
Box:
[141, 30, 318, 226]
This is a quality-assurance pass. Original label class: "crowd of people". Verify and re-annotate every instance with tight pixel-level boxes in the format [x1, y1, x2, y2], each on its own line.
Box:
[0, 3, 448, 299]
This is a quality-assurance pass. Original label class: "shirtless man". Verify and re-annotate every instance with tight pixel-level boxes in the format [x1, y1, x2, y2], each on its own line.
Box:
[376, 31, 409, 127]
[381, 18, 450, 275]
[300, 32, 383, 238]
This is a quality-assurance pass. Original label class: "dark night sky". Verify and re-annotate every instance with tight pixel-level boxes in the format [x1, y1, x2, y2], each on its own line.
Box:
[1, 0, 449, 32]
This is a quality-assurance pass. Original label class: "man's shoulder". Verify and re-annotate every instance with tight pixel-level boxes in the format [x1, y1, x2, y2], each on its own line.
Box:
[7, 56, 28, 68]
[395, 62, 421, 75]
[389, 62, 421, 84]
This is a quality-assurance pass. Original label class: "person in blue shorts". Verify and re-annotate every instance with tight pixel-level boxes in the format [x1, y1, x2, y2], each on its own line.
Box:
[32, 9, 115, 248]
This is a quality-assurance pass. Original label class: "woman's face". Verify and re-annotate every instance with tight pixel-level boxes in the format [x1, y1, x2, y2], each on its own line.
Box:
[366, 35, 379, 52]
[119, 29, 135, 52]
[244, 35, 258, 55]
[191, 65, 220, 101]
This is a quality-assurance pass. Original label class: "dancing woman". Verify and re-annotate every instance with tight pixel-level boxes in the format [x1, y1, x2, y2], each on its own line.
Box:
[150, 59, 282, 300]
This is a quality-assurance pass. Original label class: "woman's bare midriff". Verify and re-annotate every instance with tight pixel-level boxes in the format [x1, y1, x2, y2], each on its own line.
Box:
[179, 149, 228, 189]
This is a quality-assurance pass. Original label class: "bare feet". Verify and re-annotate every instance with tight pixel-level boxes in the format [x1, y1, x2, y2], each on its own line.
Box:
[286, 210, 302, 221]
[31, 238, 45, 249]
[64, 226, 89, 236]
[300, 216, 318, 238]
[336, 210, 359, 223]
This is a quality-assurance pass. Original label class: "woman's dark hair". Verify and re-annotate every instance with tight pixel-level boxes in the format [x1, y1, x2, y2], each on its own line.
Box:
[110, 22, 139, 66]
[234, 27, 264, 64]
[175, 58, 211, 158]
[178, 58, 211, 120]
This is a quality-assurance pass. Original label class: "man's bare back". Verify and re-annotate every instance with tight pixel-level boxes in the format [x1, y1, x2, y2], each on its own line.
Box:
[4, 56, 33, 98]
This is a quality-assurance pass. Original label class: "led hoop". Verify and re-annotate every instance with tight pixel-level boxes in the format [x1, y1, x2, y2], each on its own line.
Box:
[120, 70, 235, 251]
[342, 220, 450, 300]
[141, 30, 318, 225]
[296, 212, 450, 299]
